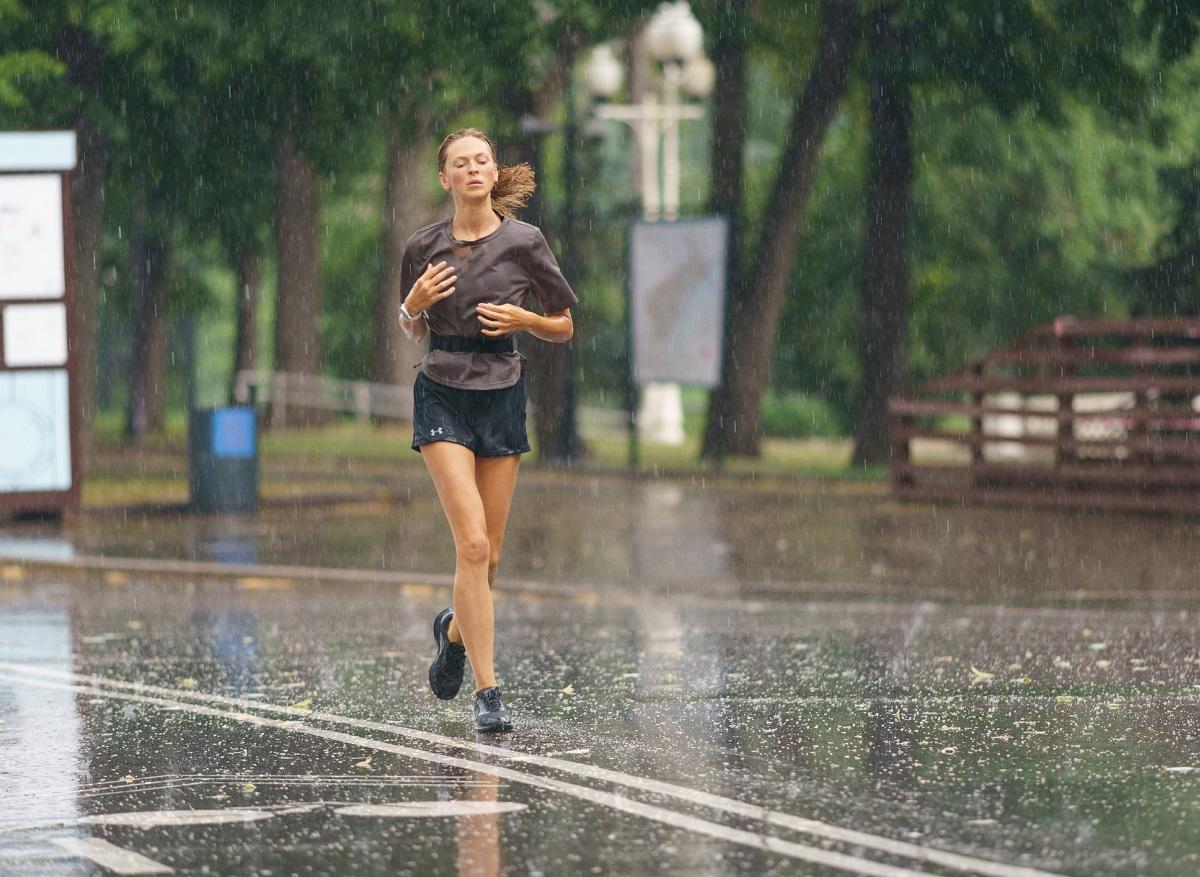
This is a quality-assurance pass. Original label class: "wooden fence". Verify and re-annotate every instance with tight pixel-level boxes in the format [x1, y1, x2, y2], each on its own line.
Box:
[888, 317, 1200, 513]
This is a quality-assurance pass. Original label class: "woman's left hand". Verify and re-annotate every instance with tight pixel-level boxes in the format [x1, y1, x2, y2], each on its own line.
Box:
[476, 302, 531, 337]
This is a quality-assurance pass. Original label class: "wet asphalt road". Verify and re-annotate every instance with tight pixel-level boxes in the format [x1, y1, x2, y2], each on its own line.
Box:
[2, 471, 1200, 875]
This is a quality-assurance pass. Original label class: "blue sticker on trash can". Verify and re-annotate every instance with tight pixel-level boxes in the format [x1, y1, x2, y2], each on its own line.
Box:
[211, 408, 256, 459]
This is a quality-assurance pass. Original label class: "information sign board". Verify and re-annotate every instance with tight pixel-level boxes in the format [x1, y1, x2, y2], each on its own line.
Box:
[0, 175, 66, 299]
[629, 217, 728, 387]
[0, 131, 78, 514]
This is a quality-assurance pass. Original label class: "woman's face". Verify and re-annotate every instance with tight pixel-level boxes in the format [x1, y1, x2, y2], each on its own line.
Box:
[439, 136, 498, 204]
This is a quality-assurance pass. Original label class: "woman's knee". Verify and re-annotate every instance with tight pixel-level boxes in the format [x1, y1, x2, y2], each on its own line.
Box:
[456, 531, 491, 567]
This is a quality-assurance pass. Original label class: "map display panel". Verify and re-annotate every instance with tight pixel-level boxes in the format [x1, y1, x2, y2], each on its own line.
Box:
[0, 174, 65, 300]
[629, 217, 727, 387]
[0, 369, 72, 492]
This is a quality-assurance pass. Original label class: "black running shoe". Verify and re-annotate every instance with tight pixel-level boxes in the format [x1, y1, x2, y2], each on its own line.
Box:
[473, 686, 513, 733]
[428, 608, 466, 700]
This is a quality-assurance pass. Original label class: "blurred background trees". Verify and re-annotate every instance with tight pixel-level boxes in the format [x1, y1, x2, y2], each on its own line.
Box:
[1, 0, 1199, 468]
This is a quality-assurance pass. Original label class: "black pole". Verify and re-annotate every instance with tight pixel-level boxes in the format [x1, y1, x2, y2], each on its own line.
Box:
[625, 219, 639, 471]
[555, 59, 582, 463]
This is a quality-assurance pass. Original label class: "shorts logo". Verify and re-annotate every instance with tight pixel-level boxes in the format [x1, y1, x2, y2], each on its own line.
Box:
[430, 427, 445, 436]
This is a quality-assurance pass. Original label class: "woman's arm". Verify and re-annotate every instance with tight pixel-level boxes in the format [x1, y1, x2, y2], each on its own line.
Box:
[476, 304, 573, 343]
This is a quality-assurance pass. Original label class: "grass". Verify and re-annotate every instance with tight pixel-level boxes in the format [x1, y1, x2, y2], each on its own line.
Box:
[90, 405, 889, 499]
[582, 433, 883, 480]
[82, 476, 190, 508]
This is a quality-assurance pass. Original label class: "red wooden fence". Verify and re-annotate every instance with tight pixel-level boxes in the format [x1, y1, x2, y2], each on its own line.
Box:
[888, 317, 1200, 513]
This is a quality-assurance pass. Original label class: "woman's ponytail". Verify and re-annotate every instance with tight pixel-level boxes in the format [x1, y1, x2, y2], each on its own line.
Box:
[490, 161, 536, 217]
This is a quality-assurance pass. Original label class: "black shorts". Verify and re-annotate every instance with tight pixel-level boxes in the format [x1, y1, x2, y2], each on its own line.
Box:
[411, 371, 531, 457]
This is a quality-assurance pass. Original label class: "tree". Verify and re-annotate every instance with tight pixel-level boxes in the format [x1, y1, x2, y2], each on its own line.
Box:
[1128, 49, 1200, 314]
[850, 0, 1200, 465]
[0, 1, 126, 467]
[207, 1, 372, 426]
[703, 0, 862, 459]
[483, 0, 657, 464]
[850, 1, 909, 465]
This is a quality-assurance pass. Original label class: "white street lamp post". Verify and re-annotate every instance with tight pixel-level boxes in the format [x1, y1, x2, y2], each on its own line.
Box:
[583, 2, 714, 446]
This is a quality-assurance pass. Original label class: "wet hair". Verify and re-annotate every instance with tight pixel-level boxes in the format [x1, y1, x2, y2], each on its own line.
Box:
[437, 127, 535, 218]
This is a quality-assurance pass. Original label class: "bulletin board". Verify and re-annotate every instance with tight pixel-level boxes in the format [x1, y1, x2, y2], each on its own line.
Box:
[0, 132, 80, 514]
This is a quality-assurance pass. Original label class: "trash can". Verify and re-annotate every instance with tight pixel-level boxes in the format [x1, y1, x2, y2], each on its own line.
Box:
[189, 406, 258, 513]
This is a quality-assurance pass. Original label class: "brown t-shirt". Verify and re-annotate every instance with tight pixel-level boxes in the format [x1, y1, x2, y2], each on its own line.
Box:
[400, 214, 578, 390]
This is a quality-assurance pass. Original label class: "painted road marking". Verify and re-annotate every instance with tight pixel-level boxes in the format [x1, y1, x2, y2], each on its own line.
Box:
[0, 661, 1068, 877]
[82, 809, 274, 827]
[50, 836, 172, 875]
[0, 774, 495, 823]
[2, 674, 946, 877]
[336, 801, 528, 818]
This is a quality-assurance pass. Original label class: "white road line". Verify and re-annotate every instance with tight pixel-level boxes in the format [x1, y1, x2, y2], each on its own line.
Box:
[0, 775, 492, 817]
[0, 662, 1068, 877]
[50, 836, 173, 875]
[3, 674, 937, 877]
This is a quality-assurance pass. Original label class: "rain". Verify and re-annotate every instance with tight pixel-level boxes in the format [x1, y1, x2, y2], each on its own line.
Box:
[2, 1, 1200, 875]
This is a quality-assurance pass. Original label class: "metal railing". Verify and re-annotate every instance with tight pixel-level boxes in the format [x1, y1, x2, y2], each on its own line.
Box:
[888, 317, 1200, 513]
[232, 370, 415, 428]
[232, 370, 629, 440]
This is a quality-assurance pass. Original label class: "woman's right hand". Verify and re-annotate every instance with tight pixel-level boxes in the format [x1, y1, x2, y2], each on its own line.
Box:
[405, 261, 457, 316]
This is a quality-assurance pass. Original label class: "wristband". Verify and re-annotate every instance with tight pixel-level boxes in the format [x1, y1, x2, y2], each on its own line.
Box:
[400, 302, 424, 322]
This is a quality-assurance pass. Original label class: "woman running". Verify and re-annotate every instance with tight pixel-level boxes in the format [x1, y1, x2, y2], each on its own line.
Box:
[399, 128, 576, 733]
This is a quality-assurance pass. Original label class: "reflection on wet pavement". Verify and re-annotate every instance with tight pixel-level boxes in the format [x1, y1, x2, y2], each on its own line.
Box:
[2, 477, 1199, 874]
[9, 473, 1200, 603]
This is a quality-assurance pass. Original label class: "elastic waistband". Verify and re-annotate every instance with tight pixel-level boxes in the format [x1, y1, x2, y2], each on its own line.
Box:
[430, 334, 515, 355]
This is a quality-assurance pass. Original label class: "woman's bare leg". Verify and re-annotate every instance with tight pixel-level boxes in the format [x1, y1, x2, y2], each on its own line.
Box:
[421, 442, 497, 691]
[474, 454, 522, 588]
[444, 455, 521, 662]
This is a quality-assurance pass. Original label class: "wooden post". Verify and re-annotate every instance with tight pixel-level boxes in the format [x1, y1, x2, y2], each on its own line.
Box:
[1056, 334, 1073, 466]
[970, 363, 984, 466]
[272, 372, 287, 430]
[1130, 333, 1147, 465]
[889, 401, 914, 487]
[354, 382, 370, 425]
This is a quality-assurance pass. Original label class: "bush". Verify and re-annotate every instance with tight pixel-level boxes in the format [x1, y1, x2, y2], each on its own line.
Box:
[761, 392, 845, 439]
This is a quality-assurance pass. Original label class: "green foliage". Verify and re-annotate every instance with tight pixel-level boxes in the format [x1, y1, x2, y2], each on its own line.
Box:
[761, 392, 844, 439]
[0, 49, 62, 108]
[5, 0, 1200, 444]
[775, 36, 1196, 426]
[320, 174, 384, 382]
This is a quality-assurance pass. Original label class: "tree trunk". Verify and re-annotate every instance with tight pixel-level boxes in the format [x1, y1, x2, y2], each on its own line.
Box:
[703, 0, 861, 458]
[61, 23, 107, 470]
[851, 3, 912, 466]
[142, 263, 168, 434]
[230, 244, 260, 403]
[125, 207, 168, 443]
[273, 137, 325, 427]
[71, 123, 106, 468]
[701, 0, 750, 460]
[371, 110, 434, 392]
[504, 53, 576, 462]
